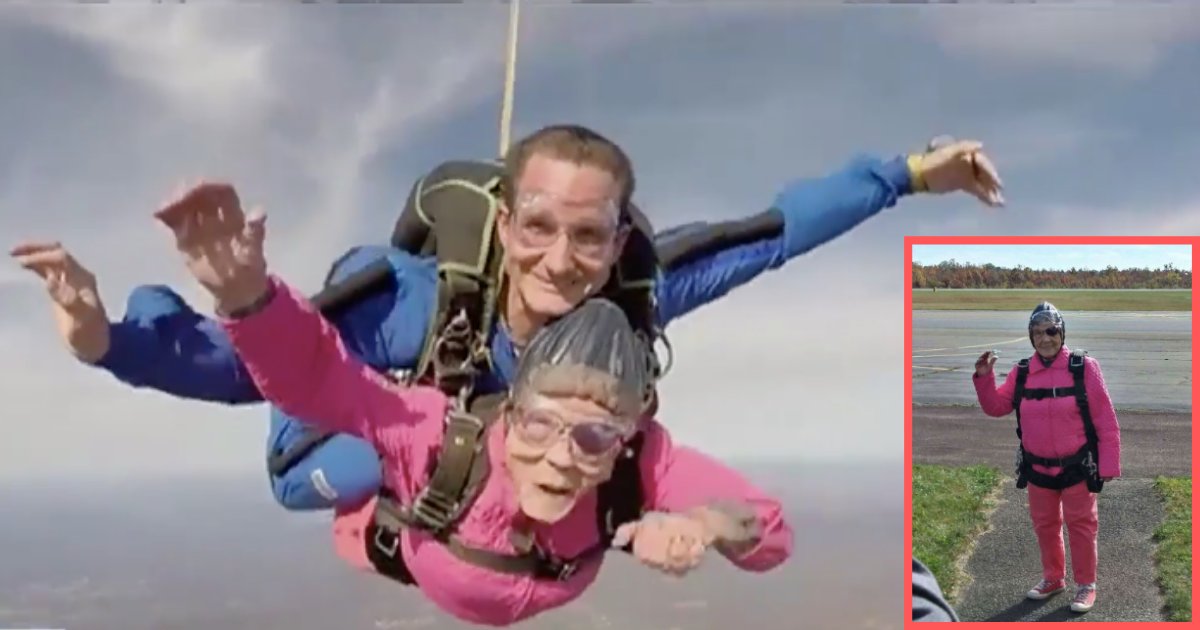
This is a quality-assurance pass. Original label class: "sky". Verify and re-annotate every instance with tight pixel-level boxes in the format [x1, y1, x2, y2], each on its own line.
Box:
[1, 3, 1199, 481]
[913, 244, 1193, 272]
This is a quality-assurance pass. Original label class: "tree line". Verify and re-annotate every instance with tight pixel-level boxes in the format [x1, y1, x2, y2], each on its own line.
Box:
[913, 260, 1192, 289]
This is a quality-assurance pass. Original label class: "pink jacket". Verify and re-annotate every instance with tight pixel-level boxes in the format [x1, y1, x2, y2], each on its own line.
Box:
[973, 346, 1121, 479]
[221, 277, 793, 626]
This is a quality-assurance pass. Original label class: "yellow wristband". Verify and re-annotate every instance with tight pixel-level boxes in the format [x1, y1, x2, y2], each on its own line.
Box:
[906, 154, 928, 193]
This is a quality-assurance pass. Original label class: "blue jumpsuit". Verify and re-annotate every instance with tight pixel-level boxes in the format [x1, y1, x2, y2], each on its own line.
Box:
[92, 154, 917, 510]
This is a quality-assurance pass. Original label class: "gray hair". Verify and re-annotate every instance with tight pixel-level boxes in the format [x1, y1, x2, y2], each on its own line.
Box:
[511, 298, 653, 420]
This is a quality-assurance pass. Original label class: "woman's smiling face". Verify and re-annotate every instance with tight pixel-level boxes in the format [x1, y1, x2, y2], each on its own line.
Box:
[1030, 321, 1063, 359]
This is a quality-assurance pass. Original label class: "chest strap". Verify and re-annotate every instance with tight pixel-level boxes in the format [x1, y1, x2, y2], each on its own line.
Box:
[368, 493, 602, 583]
[1020, 386, 1076, 400]
[367, 432, 646, 585]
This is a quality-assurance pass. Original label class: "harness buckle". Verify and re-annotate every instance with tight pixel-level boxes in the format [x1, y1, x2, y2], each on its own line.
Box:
[530, 543, 580, 582]
[374, 524, 401, 558]
[536, 554, 579, 582]
[554, 560, 579, 581]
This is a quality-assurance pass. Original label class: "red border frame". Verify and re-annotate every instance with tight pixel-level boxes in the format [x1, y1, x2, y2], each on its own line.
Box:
[904, 235, 1197, 628]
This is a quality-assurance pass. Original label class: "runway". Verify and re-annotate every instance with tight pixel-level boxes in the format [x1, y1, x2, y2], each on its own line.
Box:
[912, 310, 1192, 413]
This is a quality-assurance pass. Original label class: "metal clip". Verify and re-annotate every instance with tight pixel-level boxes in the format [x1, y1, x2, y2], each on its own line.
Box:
[374, 525, 401, 558]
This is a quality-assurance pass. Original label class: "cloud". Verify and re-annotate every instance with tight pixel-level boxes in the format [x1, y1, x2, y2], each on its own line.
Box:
[0, 5, 789, 481]
[968, 109, 1133, 173]
[11, 7, 277, 127]
[2, 4, 1197, 481]
[1026, 196, 1200, 237]
[656, 264, 904, 462]
[923, 4, 1200, 76]
[2, 6, 516, 293]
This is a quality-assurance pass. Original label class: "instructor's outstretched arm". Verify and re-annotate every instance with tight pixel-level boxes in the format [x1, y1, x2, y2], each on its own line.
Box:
[655, 138, 1004, 325]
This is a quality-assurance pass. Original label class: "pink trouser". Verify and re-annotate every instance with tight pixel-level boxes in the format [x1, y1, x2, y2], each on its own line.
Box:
[1028, 481, 1098, 584]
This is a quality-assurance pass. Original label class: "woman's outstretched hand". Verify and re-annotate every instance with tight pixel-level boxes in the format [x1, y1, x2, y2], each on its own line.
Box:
[154, 182, 270, 316]
[975, 350, 998, 377]
[612, 511, 714, 577]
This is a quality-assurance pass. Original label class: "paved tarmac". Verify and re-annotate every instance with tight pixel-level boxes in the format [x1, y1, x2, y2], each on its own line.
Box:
[954, 479, 1166, 622]
[912, 310, 1191, 412]
[912, 309, 1191, 622]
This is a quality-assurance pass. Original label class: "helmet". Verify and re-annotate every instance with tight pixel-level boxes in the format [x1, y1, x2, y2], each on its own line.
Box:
[1028, 301, 1065, 344]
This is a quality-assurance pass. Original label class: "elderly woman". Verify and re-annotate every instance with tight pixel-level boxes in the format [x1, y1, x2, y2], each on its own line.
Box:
[51, 182, 789, 626]
[972, 302, 1121, 614]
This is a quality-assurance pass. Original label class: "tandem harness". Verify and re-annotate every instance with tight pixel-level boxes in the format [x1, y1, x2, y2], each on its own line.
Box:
[1011, 349, 1104, 493]
[266, 156, 791, 582]
[362, 398, 648, 587]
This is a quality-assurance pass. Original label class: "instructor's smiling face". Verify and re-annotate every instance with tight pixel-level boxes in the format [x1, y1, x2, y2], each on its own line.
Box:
[497, 153, 628, 320]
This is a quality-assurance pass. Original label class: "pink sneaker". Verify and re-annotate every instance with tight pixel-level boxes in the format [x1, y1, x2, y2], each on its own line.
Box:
[1026, 578, 1066, 600]
[1071, 583, 1096, 612]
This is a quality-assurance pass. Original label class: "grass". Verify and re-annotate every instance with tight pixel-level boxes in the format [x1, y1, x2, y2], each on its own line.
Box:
[912, 464, 1003, 602]
[1152, 476, 1192, 622]
[912, 289, 1191, 311]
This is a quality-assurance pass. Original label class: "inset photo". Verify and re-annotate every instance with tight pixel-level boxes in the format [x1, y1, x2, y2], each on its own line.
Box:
[907, 239, 1194, 623]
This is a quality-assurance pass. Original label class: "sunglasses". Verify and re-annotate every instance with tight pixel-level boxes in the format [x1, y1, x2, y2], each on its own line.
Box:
[510, 406, 628, 461]
[1033, 326, 1061, 338]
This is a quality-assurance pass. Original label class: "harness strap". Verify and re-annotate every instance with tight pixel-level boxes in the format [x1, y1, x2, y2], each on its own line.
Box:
[1020, 463, 1091, 491]
[365, 518, 418, 585]
[368, 420, 647, 584]
[596, 432, 645, 552]
[368, 515, 602, 584]
[1012, 350, 1103, 492]
[395, 392, 502, 535]
[1069, 349, 1103, 492]
[1012, 359, 1029, 443]
[1020, 386, 1076, 400]
[1022, 444, 1089, 468]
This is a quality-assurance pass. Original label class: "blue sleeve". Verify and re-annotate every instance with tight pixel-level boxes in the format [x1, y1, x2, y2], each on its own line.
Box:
[262, 245, 434, 512]
[91, 246, 426, 405]
[94, 285, 262, 404]
[654, 154, 913, 325]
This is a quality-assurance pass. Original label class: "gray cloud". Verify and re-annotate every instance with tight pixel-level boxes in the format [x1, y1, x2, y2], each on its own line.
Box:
[922, 3, 1200, 76]
[1, 5, 1196, 480]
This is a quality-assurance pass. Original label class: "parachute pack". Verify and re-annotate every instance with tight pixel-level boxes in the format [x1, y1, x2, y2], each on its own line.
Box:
[1011, 349, 1104, 494]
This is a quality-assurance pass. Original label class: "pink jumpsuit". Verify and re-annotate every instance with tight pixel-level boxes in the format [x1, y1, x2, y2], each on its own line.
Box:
[221, 277, 794, 626]
[974, 346, 1121, 585]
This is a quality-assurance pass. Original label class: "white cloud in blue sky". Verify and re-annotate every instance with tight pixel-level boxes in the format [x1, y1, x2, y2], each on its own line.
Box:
[1, 3, 1197, 480]
[913, 244, 1193, 272]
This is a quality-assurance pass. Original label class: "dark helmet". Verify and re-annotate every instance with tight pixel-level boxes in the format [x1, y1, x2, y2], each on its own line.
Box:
[1028, 301, 1065, 344]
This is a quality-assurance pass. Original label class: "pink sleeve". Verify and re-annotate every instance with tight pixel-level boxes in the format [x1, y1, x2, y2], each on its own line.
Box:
[1083, 357, 1122, 477]
[973, 364, 1017, 417]
[637, 419, 793, 572]
[219, 275, 423, 445]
